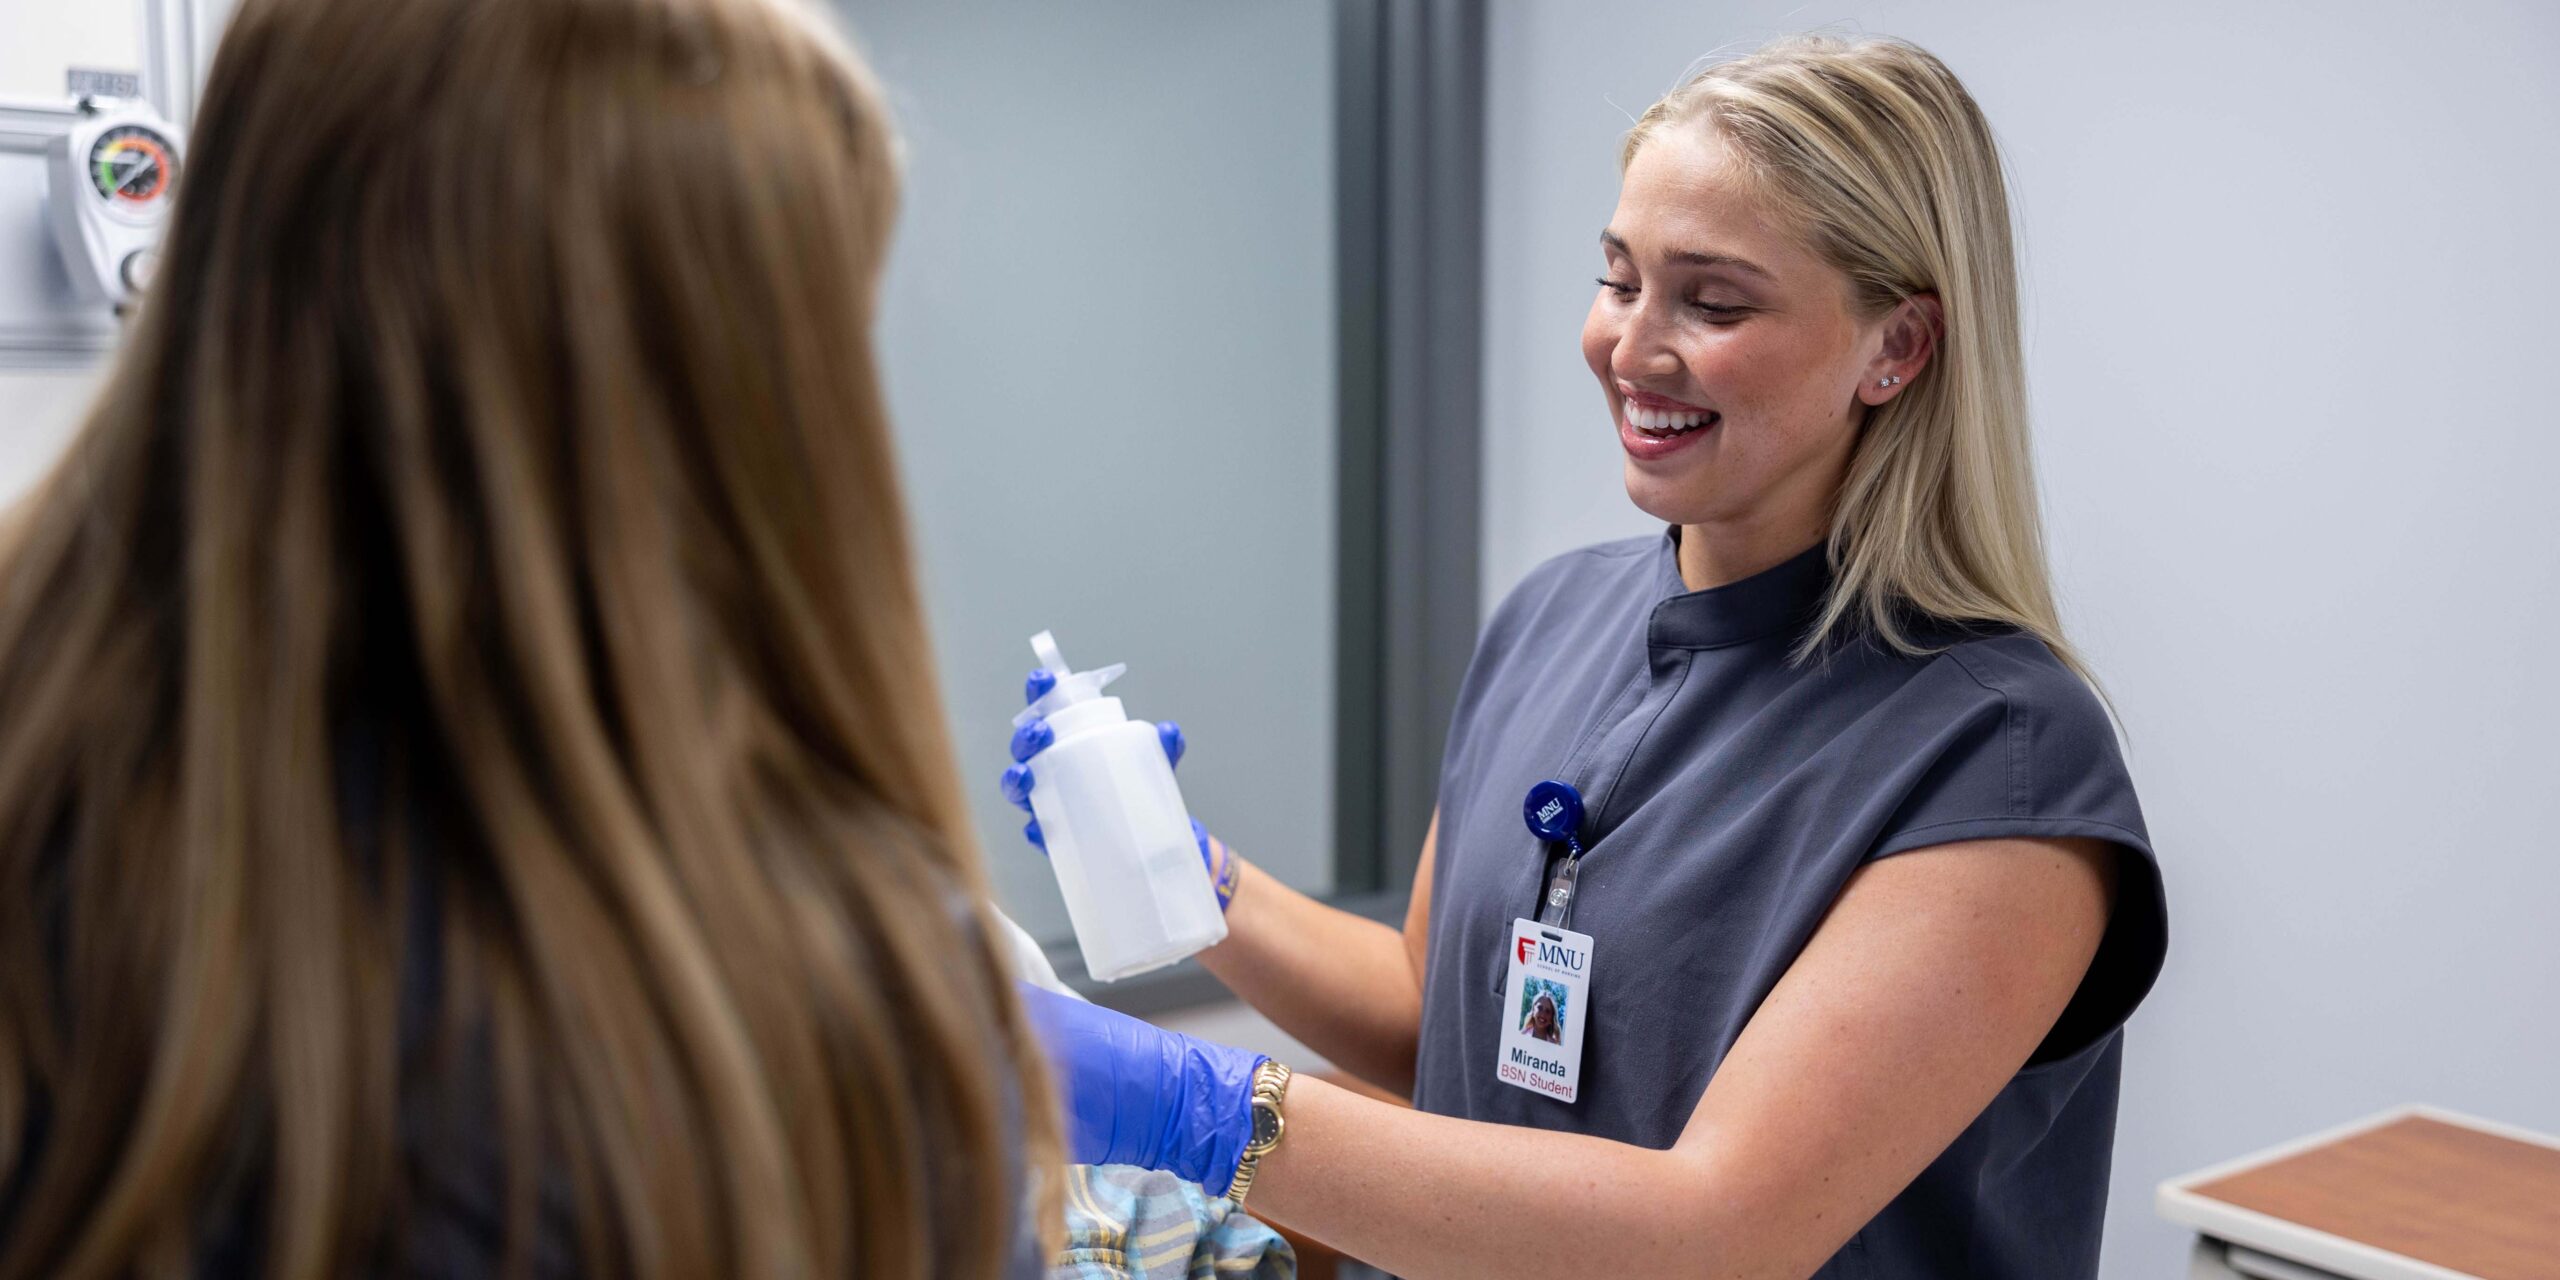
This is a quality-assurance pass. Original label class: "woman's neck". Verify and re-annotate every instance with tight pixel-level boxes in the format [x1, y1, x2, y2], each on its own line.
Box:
[1675, 518, 1826, 591]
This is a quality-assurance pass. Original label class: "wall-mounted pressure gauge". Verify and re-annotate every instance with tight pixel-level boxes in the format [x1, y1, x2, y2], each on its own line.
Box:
[45, 102, 186, 309]
[88, 124, 180, 211]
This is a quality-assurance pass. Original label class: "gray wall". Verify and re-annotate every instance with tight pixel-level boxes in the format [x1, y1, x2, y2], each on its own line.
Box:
[848, 0, 1340, 945]
[1481, 1, 2560, 1274]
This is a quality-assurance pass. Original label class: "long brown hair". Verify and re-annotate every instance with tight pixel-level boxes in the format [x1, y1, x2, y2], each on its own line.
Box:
[0, 0, 1059, 1275]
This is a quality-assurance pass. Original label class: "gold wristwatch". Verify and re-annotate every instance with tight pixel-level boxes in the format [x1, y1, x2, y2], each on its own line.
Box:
[1224, 1060, 1293, 1210]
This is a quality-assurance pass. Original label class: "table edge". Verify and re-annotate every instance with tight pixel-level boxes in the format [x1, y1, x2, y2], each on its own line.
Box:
[2153, 1103, 2560, 1280]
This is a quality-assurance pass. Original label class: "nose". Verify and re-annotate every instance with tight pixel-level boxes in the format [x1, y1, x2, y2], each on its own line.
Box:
[1609, 299, 1682, 383]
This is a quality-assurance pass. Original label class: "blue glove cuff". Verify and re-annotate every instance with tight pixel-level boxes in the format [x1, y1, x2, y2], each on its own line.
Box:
[1163, 1039, 1267, 1196]
[1022, 984, 1268, 1195]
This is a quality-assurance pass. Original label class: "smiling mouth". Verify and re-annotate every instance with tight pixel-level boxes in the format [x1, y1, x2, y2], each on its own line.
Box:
[1624, 403, 1719, 439]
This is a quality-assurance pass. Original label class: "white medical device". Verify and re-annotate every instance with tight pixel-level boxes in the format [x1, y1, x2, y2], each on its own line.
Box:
[45, 99, 185, 310]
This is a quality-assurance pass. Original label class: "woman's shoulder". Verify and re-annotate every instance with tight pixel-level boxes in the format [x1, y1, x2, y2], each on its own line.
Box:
[1874, 626, 2140, 837]
[1923, 628, 2107, 719]
[1483, 535, 1663, 631]
[1548, 533, 1664, 565]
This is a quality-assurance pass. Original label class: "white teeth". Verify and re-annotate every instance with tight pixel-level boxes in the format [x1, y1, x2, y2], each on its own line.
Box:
[1628, 402, 1714, 436]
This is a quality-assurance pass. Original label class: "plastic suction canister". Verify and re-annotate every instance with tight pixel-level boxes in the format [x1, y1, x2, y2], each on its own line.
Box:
[1015, 631, 1226, 981]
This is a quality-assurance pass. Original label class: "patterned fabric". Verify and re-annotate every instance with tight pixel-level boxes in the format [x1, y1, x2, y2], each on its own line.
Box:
[1049, 1163, 1294, 1280]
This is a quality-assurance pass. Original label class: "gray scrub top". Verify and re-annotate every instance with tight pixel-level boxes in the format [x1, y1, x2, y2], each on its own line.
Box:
[1410, 531, 2167, 1279]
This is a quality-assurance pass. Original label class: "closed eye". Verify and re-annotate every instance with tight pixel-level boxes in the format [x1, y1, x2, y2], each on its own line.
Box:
[1598, 277, 1747, 321]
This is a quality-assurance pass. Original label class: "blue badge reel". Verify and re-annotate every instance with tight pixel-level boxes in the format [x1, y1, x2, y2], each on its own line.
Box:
[1522, 779, 1586, 926]
[1523, 779, 1585, 848]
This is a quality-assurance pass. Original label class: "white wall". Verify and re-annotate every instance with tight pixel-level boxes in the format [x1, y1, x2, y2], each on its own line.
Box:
[1481, 2, 2560, 1275]
[0, 0, 144, 101]
[0, 369, 98, 501]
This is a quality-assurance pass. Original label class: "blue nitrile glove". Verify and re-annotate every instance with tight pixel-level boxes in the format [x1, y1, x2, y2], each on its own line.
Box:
[1019, 982, 1267, 1195]
[998, 668, 1238, 911]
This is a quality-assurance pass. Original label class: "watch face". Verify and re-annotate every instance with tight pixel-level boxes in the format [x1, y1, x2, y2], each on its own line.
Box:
[1251, 1103, 1282, 1149]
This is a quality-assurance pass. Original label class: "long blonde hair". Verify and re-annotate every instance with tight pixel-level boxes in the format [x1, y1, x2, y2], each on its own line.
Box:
[0, 0, 1059, 1275]
[1626, 34, 2088, 682]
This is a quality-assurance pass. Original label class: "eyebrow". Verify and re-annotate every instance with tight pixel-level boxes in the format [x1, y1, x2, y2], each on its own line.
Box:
[1600, 229, 1774, 280]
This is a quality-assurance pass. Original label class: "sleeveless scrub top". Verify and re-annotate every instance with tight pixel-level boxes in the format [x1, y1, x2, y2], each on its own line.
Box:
[1410, 531, 2167, 1279]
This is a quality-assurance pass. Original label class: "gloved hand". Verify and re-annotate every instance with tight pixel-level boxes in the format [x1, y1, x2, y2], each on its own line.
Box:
[1019, 981, 1267, 1195]
[999, 668, 1239, 911]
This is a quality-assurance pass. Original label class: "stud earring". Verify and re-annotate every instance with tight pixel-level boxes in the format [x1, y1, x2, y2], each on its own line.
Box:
[1878, 375, 1903, 388]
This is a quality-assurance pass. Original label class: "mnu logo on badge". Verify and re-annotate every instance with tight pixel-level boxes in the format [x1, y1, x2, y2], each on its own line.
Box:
[1536, 797, 1565, 825]
[1516, 933, 1585, 972]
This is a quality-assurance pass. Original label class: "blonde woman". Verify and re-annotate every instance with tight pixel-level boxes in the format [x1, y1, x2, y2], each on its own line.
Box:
[0, 0, 1060, 1276]
[1016, 34, 2168, 1279]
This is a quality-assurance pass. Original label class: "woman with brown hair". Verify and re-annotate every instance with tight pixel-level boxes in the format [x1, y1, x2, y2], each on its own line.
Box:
[0, 0, 1058, 1276]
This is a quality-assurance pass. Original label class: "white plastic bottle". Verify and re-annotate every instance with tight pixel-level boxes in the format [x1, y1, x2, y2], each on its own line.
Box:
[1017, 630, 1227, 981]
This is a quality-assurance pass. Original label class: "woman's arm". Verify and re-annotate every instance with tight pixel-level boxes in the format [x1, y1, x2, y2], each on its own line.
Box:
[1192, 813, 1439, 1096]
[1245, 835, 2119, 1280]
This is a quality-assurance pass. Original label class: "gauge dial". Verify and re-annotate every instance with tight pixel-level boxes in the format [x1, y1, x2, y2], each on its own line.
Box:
[89, 125, 178, 210]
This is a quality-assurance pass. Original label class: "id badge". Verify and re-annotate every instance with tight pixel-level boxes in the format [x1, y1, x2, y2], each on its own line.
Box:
[1495, 918, 1593, 1104]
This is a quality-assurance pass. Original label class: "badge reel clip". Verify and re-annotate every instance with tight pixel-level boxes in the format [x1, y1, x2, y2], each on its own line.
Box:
[1523, 779, 1587, 929]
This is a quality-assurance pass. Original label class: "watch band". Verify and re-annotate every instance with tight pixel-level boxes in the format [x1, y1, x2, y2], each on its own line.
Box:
[1225, 1060, 1293, 1210]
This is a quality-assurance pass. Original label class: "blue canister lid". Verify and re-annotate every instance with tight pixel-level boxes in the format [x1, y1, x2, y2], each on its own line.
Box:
[1522, 779, 1585, 846]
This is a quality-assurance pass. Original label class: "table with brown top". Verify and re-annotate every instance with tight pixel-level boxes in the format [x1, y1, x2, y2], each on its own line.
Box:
[2157, 1106, 2560, 1280]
